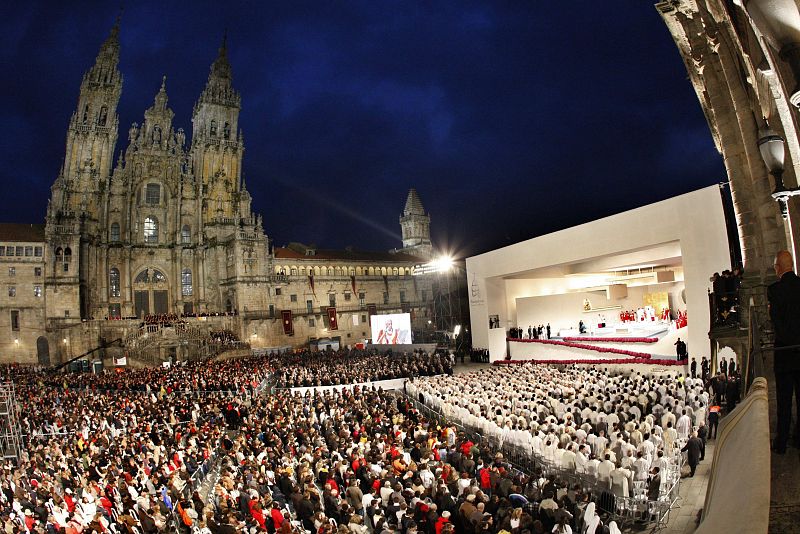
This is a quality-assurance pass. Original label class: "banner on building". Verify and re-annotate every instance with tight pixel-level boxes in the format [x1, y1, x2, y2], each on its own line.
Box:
[350, 275, 357, 295]
[281, 310, 294, 336]
[308, 275, 315, 295]
[327, 307, 338, 330]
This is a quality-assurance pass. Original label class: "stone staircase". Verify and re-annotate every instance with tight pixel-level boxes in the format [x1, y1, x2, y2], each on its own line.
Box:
[123, 323, 228, 365]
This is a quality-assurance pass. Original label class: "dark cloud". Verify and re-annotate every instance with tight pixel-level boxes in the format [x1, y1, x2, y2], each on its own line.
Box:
[0, 1, 723, 257]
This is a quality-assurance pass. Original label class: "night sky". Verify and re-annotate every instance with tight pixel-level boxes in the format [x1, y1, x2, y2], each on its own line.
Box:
[1, 2, 725, 258]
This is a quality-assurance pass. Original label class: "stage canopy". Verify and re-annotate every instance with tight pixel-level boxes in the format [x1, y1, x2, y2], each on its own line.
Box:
[466, 185, 732, 362]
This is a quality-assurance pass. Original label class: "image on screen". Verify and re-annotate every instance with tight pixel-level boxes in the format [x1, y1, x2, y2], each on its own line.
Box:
[370, 313, 412, 344]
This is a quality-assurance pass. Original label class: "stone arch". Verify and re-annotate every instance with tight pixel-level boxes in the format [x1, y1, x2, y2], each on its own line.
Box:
[36, 337, 50, 366]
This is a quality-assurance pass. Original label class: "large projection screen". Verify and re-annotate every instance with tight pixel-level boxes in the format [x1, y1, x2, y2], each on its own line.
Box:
[370, 313, 412, 344]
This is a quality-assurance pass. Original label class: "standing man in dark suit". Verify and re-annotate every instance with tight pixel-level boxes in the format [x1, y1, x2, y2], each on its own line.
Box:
[647, 467, 661, 501]
[767, 250, 800, 454]
[681, 432, 703, 477]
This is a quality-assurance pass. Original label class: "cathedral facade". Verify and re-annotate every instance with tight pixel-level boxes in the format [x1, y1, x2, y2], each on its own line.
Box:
[0, 22, 438, 364]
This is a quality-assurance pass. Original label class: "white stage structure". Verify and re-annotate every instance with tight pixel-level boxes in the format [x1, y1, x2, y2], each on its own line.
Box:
[467, 186, 731, 362]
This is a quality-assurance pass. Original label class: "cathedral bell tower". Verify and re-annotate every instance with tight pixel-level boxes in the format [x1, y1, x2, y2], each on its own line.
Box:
[190, 34, 245, 227]
[399, 188, 432, 259]
[46, 19, 123, 321]
[49, 19, 122, 223]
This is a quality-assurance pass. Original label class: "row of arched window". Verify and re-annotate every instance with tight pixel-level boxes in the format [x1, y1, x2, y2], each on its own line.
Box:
[275, 265, 413, 277]
[108, 268, 193, 298]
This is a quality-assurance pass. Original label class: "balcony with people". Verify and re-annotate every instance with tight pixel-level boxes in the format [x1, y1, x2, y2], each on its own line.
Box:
[708, 268, 743, 329]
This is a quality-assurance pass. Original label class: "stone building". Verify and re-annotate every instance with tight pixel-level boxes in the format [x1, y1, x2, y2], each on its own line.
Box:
[0, 225, 47, 362]
[0, 22, 440, 364]
[657, 0, 800, 357]
[657, 2, 800, 527]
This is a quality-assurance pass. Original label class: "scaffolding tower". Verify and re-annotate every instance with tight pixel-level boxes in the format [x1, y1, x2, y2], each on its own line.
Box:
[0, 383, 23, 462]
[432, 270, 455, 333]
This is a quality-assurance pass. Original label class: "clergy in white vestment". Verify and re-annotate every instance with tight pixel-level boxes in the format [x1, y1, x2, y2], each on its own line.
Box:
[676, 411, 692, 439]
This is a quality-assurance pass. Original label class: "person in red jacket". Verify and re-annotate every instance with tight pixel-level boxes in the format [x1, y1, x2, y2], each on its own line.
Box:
[435, 510, 451, 534]
[460, 439, 474, 456]
[270, 502, 285, 530]
[23, 510, 34, 531]
[249, 501, 266, 530]
[64, 489, 76, 513]
[98, 494, 114, 517]
[479, 466, 492, 495]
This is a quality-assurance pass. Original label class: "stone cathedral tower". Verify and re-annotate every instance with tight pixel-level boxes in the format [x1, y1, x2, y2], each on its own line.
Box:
[46, 20, 123, 320]
[399, 188, 432, 259]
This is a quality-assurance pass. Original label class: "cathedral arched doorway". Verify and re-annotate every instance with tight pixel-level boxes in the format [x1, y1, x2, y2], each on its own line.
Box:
[133, 268, 170, 317]
[36, 336, 50, 366]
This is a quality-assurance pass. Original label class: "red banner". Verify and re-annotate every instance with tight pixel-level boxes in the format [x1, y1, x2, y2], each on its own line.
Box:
[327, 307, 338, 330]
[350, 275, 357, 295]
[308, 275, 315, 295]
[281, 310, 293, 336]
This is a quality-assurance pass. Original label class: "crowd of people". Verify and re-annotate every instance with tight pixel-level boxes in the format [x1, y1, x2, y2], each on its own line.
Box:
[202, 386, 624, 534]
[104, 311, 241, 322]
[0, 363, 244, 534]
[505, 325, 552, 341]
[144, 314, 182, 327]
[408, 364, 710, 506]
[209, 331, 243, 347]
[0, 343, 726, 534]
[271, 350, 452, 388]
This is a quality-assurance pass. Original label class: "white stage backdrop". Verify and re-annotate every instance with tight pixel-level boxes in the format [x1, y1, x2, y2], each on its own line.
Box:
[370, 313, 412, 344]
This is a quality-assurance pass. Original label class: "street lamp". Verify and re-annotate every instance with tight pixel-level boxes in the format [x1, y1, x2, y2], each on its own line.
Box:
[757, 129, 798, 218]
[432, 256, 454, 272]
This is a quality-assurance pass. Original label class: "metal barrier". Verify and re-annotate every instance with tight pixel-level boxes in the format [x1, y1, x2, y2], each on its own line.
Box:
[170, 440, 225, 533]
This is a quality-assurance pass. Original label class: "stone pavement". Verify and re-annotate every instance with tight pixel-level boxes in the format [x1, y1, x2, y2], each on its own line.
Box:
[765, 350, 800, 533]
